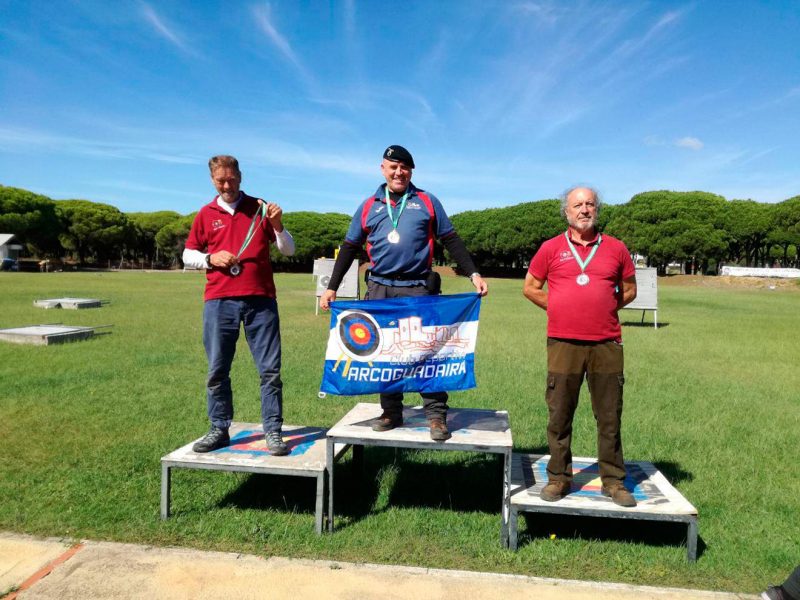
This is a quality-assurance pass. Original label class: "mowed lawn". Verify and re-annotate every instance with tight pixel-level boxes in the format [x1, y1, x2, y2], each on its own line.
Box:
[0, 271, 797, 593]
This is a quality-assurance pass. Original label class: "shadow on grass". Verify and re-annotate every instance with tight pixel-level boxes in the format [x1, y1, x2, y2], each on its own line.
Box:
[519, 512, 705, 559]
[384, 450, 503, 513]
[217, 473, 319, 515]
[512, 445, 550, 455]
[653, 461, 694, 485]
[318, 447, 513, 529]
[211, 455, 381, 520]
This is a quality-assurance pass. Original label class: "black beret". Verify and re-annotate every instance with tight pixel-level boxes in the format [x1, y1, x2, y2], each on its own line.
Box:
[383, 145, 415, 168]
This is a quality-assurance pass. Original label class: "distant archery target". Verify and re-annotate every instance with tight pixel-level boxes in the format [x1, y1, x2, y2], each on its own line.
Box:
[336, 310, 382, 361]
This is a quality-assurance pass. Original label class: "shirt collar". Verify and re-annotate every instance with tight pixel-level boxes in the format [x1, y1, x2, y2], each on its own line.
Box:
[215, 192, 243, 215]
[566, 228, 600, 245]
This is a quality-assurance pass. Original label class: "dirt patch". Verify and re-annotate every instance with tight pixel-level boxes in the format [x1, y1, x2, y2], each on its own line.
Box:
[659, 274, 800, 290]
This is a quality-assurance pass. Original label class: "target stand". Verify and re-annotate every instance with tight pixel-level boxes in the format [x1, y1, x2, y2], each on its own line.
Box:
[509, 454, 698, 561]
[161, 423, 348, 534]
[313, 258, 360, 314]
[0, 324, 108, 345]
[33, 297, 103, 309]
[325, 403, 513, 546]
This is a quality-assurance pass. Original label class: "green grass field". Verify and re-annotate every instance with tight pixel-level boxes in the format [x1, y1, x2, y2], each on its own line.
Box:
[0, 271, 797, 593]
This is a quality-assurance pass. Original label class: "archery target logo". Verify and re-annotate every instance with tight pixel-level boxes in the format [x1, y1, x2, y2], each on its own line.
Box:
[336, 310, 382, 361]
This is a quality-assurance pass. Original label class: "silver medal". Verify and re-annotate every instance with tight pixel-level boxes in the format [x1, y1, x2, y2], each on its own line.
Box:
[387, 229, 400, 244]
[230, 264, 241, 276]
[576, 273, 590, 286]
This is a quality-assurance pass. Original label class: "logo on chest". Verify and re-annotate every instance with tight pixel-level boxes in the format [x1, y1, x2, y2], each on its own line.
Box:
[559, 250, 574, 263]
[212, 219, 225, 231]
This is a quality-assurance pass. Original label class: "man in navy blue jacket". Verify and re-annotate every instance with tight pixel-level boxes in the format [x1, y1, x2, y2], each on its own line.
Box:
[320, 145, 487, 441]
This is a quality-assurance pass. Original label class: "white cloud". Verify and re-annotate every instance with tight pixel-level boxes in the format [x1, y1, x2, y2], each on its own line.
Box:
[252, 3, 314, 86]
[141, 4, 194, 55]
[513, 2, 562, 26]
[675, 136, 704, 150]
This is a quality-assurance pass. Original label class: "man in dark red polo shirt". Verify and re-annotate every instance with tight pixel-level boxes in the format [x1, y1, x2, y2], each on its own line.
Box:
[183, 155, 295, 456]
[523, 186, 638, 507]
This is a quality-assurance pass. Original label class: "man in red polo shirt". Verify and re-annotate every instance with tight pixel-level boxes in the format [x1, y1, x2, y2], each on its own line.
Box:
[523, 186, 638, 507]
[183, 155, 295, 456]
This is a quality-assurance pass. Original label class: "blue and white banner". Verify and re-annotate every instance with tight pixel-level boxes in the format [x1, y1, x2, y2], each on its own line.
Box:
[320, 293, 482, 396]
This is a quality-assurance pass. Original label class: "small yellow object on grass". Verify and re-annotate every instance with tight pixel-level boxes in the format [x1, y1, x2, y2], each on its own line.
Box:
[549, 534, 557, 540]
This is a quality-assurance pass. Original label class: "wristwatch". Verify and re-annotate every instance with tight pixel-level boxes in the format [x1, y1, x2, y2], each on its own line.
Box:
[469, 272, 481, 281]
[205, 253, 212, 268]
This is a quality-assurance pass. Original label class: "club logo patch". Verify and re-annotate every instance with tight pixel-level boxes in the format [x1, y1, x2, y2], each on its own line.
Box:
[212, 219, 225, 230]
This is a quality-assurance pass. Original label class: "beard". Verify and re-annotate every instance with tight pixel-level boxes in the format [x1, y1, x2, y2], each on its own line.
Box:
[568, 216, 597, 232]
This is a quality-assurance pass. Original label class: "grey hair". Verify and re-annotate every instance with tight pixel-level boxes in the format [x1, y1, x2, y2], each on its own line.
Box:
[560, 185, 602, 218]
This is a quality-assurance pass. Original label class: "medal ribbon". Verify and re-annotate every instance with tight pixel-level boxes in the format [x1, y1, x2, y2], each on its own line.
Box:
[384, 186, 409, 230]
[565, 231, 602, 275]
[236, 200, 268, 260]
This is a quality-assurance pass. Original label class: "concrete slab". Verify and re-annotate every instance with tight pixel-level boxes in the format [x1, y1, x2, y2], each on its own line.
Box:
[0, 533, 70, 594]
[33, 298, 102, 309]
[0, 325, 96, 346]
[6, 537, 756, 600]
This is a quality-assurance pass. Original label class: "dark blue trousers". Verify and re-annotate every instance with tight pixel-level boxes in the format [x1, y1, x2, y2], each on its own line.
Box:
[203, 296, 283, 433]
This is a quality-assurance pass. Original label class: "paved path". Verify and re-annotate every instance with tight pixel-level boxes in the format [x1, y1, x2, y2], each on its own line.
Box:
[1, 533, 757, 600]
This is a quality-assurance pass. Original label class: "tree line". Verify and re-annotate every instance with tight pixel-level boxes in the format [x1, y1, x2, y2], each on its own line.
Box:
[1, 185, 798, 274]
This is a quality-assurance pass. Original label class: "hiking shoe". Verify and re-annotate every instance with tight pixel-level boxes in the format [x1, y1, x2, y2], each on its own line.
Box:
[265, 430, 289, 456]
[761, 585, 791, 600]
[429, 418, 451, 441]
[192, 426, 230, 453]
[540, 481, 571, 502]
[602, 483, 637, 507]
[371, 412, 403, 432]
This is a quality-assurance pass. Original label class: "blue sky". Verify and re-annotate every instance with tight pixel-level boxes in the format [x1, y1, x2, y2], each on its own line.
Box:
[1, 1, 798, 216]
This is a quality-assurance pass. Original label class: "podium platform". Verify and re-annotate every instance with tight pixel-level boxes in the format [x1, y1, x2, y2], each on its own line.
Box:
[325, 403, 513, 546]
[160, 423, 347, 534]
[509, 454, 699, 561]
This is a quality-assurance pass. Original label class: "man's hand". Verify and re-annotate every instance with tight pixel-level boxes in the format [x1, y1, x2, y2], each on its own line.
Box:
[471, 274, 489, 296]
[319, 289, 337, 310]
[208, 250, 238, 269]
[258, 199, 284, 232]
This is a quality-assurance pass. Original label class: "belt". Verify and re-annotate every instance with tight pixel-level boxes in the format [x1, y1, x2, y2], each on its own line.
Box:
[370, 271, 429, 281]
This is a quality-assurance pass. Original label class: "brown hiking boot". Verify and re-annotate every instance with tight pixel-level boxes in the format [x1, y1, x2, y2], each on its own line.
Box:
[602, 483, 637, 507]
[540, 480, 571, 502]
[429, 418, 451, 441]
[371, 412, 402, 432]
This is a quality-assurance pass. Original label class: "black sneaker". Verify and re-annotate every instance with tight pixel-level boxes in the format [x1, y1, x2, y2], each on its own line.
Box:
[265, 430, 289, 456]
[192, 426, 229, 453]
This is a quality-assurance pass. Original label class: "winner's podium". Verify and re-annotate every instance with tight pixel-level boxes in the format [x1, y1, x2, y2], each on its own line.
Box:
[325, 403, 513, 546]
[509, 454, 699, 561]
[161, 423, 347, 534]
